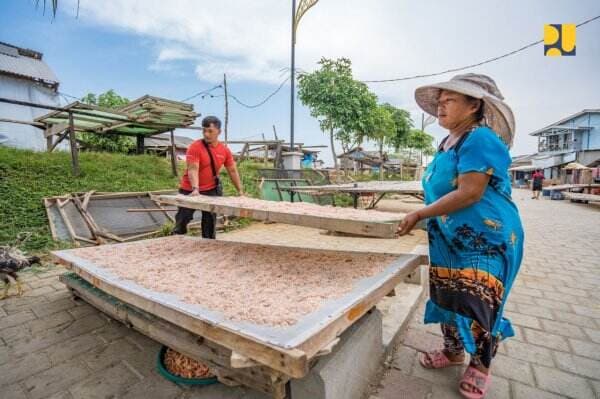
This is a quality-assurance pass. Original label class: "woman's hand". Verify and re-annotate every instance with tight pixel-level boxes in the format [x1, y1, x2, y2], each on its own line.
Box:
[397, 211, 421, 236]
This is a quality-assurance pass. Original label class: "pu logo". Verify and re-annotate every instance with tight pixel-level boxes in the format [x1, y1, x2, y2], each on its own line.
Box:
[544, 24, 576, 56]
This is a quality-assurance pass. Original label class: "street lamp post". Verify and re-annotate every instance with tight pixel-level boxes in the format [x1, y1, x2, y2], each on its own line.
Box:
[290, 0, 319, 153]
[290, 0, 297, 152]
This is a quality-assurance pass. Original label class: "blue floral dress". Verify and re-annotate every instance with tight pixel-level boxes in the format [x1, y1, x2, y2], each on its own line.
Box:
[422, 126, 524, 367]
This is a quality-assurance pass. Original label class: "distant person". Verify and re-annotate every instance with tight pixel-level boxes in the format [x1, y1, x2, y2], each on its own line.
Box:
[398, 74, 523, 399]
[531, 169, 545, 199]
[172, 116, 244, 238]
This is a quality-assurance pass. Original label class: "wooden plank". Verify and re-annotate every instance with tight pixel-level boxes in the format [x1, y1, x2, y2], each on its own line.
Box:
[60, 274, 288, 398]
[48, 131, 69, 152]
[68, 111, 80, 176]
[126, 208, 178, 212]
[0, 117, 45, 128]
[43, 198, 59, 241]
[121, 230, 161, 242]
[295, 254, 422, 359]
[154, 195, 403, 238]
[70, 195, 101, 243]
[150, 196, 176, 223]
[169, 130, 178, 177]
[53, 255, 309, 378]
[563, 192, 600, 202]
[230, 352, 260, 369]
[56, 200, 80, 247]
[81, 191, 95, 211]
[45, 123, 69, 137]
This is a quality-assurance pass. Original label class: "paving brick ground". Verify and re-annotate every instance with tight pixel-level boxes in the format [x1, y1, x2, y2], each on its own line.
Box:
[0, 189, 598, 398]
[372, 190, 600, 399]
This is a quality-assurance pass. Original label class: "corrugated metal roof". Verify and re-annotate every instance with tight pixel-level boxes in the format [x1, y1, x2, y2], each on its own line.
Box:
[0, 48, 59, 84]
[144, 133, 194, 149]
[529, 109, 600, 136]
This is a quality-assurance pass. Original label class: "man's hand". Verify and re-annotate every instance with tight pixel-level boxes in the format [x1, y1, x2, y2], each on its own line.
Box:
[397, 211, 421, 236]
[190, 188, 200, 197]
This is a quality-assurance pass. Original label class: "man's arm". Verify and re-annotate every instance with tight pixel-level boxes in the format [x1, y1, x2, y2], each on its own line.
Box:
[188, 161, 200, 196]
[225, 164, 244, 195]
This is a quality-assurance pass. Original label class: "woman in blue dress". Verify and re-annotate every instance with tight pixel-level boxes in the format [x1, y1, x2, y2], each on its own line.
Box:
[398, 74, 523, 399]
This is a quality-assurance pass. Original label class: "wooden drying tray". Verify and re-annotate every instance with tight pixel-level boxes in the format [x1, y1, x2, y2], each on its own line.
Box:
[52, 236, 426, 385]
[289, 180, 424, 194]
[563, 192, 600, 203]
[153, 194, 405, 238]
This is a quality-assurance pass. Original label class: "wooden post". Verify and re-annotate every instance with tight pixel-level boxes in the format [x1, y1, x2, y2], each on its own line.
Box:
[68, 111, 80, 176]
[275, 142, 283, 169]
[239, 143, 249, 162]
[45, 127, 53, 152]
[223, 73, 229, 144]
[136, 135, 145, 155]
[170, 130, 178, 177]
[262, 134, 268, 164]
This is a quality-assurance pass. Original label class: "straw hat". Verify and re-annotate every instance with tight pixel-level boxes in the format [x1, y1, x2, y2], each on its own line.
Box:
[415, 73, 516, 147]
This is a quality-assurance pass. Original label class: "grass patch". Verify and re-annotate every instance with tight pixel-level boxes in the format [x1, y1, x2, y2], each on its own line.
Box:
[0, 146, 261, 254]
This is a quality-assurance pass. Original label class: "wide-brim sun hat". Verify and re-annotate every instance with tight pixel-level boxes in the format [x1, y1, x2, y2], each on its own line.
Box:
[415, 73, 516, 147]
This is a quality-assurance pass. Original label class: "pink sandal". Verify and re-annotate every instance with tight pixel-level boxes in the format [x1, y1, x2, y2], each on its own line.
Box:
[459, 366, 491, 399]
[418, 350, 464, 369]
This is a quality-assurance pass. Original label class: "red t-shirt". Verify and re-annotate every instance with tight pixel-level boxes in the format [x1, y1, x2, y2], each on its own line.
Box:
[180, 140, 235, 192]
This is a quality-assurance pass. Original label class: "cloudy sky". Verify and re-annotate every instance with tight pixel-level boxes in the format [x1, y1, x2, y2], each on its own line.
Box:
[2, 0, 599, 164]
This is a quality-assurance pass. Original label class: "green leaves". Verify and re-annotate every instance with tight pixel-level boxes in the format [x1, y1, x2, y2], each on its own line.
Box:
[80, 90, 134, 153]
[380, 103, 413, 151]
[298, 58, 378, 167]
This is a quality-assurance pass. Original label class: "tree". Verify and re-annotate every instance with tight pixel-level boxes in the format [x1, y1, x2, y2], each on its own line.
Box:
[80, 90, 134, 153]
[380, 103, 413, 152]
[297, 58, 377, 170]
[363, 105, 396, 180]
[405, 129, 435, 165]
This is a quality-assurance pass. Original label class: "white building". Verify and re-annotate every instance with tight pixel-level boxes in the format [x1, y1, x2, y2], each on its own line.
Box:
[0, 41, 61, 150]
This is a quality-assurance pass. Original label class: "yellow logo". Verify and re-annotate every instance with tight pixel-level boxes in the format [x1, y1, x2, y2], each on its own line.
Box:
[544, 24, 576, 56]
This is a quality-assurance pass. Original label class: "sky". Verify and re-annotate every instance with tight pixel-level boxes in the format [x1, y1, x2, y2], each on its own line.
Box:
[1, 0, 599, 166]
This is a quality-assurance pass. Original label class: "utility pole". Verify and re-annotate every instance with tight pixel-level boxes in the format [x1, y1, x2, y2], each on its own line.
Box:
[223, 73, 229, 144]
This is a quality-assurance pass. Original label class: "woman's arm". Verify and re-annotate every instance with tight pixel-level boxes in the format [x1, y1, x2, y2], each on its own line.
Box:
[397, 172, 490, 235]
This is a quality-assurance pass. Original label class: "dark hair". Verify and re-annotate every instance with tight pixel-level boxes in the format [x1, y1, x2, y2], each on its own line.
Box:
[465, 95, 485, 123]
[202, 116, 222, 129]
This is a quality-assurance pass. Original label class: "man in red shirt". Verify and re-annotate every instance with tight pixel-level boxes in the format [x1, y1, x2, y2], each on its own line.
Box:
[531, 169, 545, 200]
[173, 116, 243, 238]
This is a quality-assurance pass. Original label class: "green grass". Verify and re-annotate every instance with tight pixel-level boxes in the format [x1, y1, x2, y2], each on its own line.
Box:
[0, 147, 261, 253]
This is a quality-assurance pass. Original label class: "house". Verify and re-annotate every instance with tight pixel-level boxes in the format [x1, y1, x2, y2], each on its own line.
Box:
[338, 147, 388, 173]
[0, 41, 61, 150]
[529, 109, 600, 180]
[508, 153, 538, 187]
[241, 143, 322, 169]
[144, 133, 194, 160]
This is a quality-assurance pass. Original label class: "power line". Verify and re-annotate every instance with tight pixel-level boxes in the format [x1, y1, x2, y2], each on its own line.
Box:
[362, 14, 600, 83]
[180, 84, 223, 102]
[227, 76, 291, 109]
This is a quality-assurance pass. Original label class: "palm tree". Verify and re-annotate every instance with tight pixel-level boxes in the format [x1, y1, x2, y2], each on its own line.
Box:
[34, 0, 79, 18]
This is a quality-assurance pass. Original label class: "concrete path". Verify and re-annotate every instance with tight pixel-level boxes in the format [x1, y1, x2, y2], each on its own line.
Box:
[371, 190, 600, 399]
[0, 189, 598, 398]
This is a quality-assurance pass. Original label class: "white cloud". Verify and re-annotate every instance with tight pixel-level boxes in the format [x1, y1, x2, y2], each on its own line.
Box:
[61, 0, 600, 157]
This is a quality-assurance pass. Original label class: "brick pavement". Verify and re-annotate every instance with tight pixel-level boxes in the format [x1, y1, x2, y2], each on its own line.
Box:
[372, 190, 600, 399]
[0, 189, 598, 398]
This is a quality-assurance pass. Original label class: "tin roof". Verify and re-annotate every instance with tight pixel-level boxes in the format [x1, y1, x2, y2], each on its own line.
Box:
[0, 42, 59, 87]
[529, 109, 600, 136]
